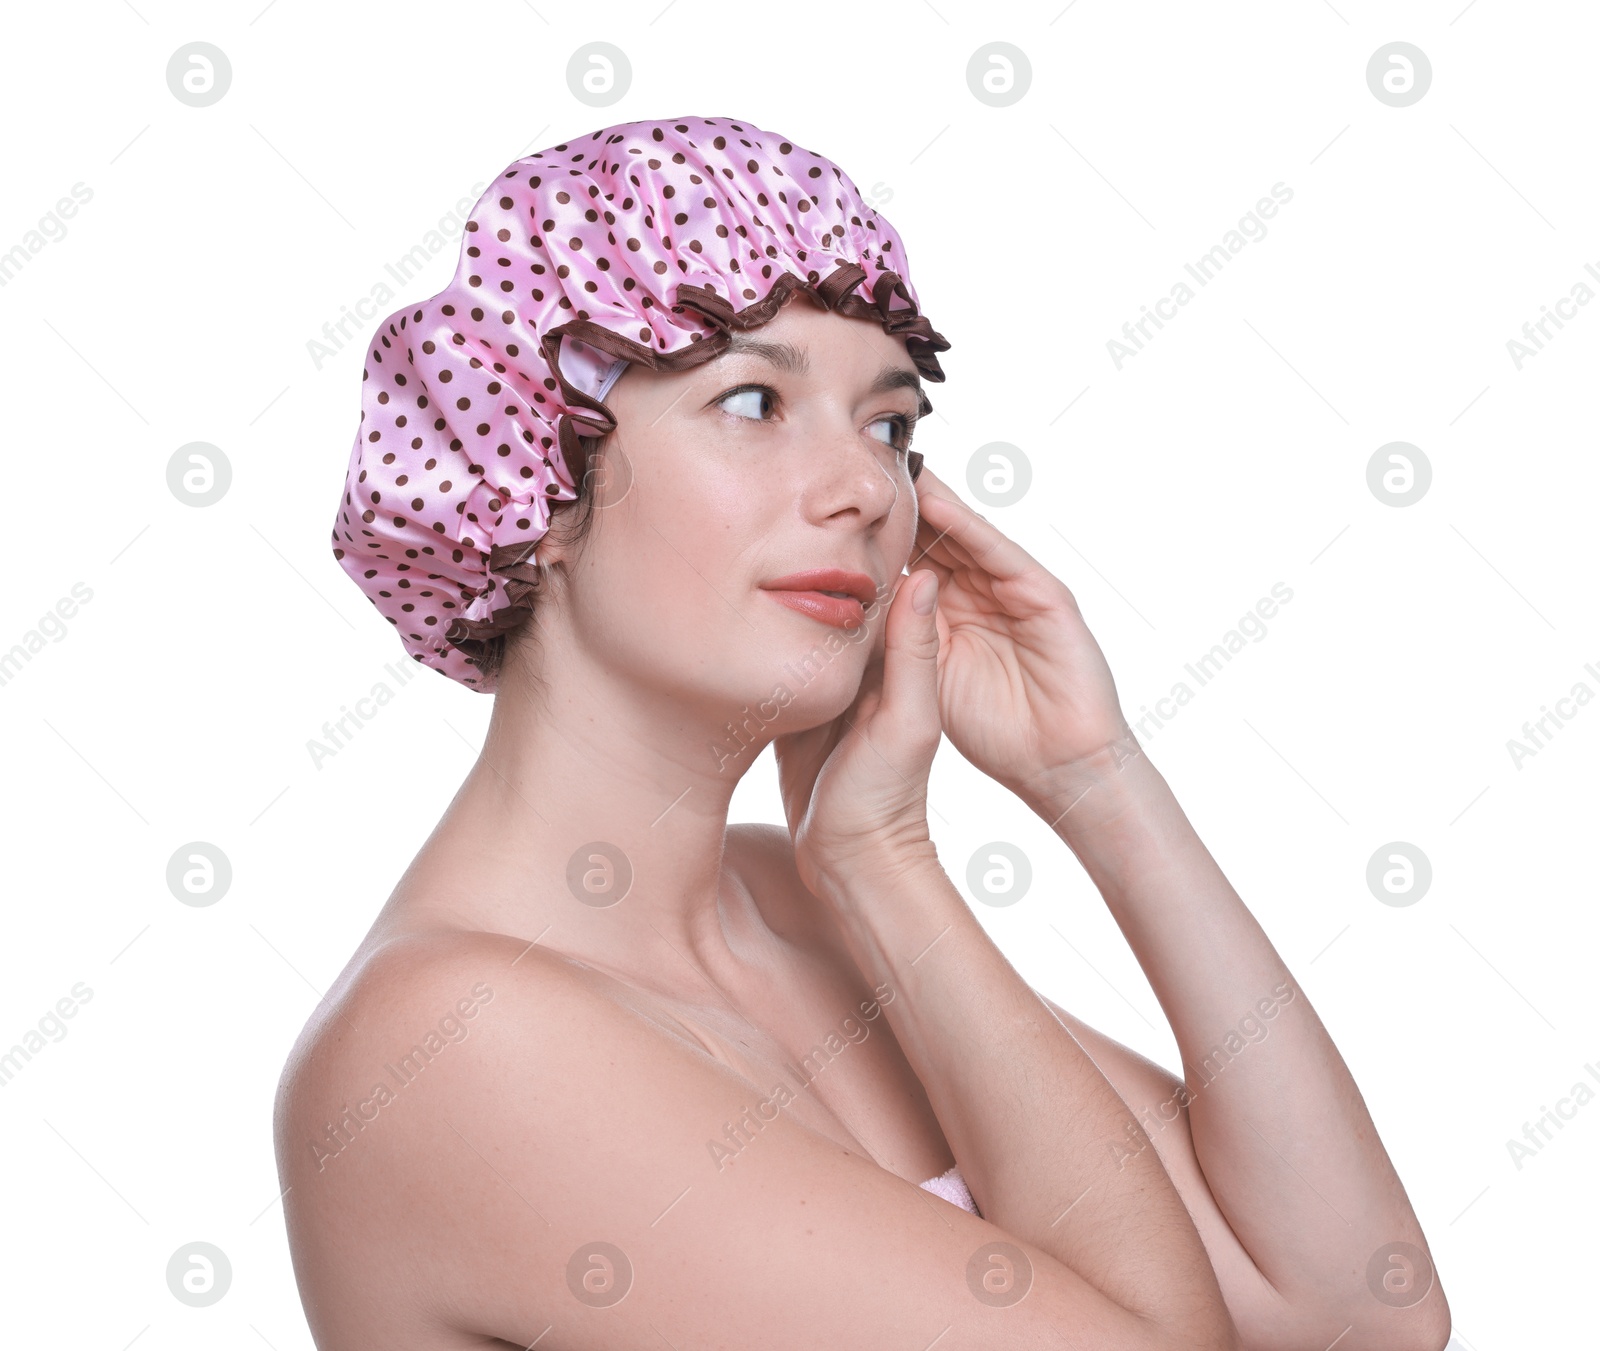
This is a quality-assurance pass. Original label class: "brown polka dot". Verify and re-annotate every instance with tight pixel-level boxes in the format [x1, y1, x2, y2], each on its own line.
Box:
[331, 114, 948, 691]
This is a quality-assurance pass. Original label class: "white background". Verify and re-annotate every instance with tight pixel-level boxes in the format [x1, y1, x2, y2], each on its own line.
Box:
[0, 1, 1590, 1346]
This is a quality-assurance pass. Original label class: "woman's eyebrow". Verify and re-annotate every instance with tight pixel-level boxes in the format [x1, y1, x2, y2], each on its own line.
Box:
[720, 333, 932, 415]
[722, 333, 808, 374]
[871, 365, 933, 417]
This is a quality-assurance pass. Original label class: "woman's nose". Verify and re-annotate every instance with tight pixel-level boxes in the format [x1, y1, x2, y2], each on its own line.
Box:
[813, 423, 902, 511]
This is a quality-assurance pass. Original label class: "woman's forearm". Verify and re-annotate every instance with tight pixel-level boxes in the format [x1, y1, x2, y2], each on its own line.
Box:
[816, 851, 1236, 1343]
[1021, 744, 1448, 1333]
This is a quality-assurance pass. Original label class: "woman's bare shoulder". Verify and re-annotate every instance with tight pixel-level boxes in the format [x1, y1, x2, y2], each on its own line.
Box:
[269, 930, 726, 1346]
[279, 929, 630, 1115]
[270, 860, 1155, 1350]
[276, 932, 528, 1141]
[273, 823, 816, 1153]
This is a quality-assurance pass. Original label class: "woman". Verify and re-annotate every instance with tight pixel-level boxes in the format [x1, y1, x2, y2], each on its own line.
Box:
[276, 115, 1450, 1350]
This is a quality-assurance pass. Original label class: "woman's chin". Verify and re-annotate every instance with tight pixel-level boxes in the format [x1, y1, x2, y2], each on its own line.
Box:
[706, 663, 862, 732]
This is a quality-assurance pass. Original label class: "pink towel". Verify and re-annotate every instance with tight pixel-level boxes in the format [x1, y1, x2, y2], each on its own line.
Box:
[918, 1164, 980, 1216]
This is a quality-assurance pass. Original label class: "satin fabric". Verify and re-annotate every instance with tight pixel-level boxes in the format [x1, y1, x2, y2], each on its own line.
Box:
[330, 114, 949, 691]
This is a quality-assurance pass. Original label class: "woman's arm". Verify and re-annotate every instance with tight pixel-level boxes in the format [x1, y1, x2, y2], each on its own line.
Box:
[279, 930, 1242, 1351]
[1017, 741, 1452, 1350]
[811, 846, 1241, 1348]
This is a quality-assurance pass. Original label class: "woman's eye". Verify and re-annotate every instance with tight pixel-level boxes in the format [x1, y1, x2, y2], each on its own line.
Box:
[869, 416, 914, 451]
[717, 386, 774, 421]
[716, 384, 914, 455]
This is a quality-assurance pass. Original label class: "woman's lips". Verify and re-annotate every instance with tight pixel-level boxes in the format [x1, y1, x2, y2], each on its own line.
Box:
[763, 589, 868, 629]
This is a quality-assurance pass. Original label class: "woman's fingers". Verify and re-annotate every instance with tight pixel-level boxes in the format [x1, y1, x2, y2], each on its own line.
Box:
[911, 471, 1037, 586]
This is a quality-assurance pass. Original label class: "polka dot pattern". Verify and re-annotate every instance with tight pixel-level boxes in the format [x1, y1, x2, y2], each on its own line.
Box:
[330, 114, 951, 692]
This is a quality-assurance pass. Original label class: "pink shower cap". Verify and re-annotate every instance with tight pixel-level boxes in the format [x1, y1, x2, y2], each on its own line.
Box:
[330, 113, 951, 691]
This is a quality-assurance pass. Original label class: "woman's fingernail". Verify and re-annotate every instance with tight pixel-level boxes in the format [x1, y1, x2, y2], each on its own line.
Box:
[913, 573, 937, 614]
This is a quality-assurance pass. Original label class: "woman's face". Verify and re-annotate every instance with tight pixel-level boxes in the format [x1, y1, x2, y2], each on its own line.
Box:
[536, 294, 929, 731]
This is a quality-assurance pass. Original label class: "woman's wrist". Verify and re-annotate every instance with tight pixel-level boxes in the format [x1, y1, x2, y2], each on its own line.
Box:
[1018, 731, 1156, 835]
[810, 835, 941, 899]
[807, 840, 956, 967]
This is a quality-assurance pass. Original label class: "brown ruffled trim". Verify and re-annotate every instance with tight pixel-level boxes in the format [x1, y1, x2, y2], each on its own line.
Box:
[442, 257, 948, 683]
[439, 548, 548, 658]
[554, 261, 949, 386]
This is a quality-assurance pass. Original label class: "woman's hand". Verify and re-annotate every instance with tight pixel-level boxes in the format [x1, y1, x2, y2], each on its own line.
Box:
[772, 569, 944, 905]
[908, 466, 1137, 804]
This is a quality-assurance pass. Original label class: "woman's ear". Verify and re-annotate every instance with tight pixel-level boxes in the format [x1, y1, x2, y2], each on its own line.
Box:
[531, 533, 573, 573]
